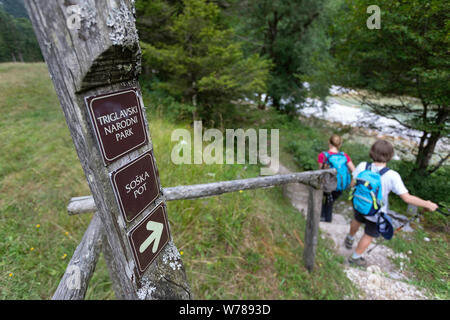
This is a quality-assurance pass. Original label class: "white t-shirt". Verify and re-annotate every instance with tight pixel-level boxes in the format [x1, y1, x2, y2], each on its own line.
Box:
[352, 162, 408, 222]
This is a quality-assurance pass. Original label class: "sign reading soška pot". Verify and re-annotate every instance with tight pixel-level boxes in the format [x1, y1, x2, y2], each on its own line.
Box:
[110, 151, 160, 223]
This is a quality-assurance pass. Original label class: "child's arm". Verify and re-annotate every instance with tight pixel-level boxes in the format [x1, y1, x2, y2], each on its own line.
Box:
[347, 161, 356, 173]
[399, 193, 438, 212]
[349, 162, 363, 188]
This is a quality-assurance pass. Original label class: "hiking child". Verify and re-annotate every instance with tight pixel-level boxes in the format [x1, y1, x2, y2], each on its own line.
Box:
[318, 134, 356, 223]
[345, 140, 438, 267]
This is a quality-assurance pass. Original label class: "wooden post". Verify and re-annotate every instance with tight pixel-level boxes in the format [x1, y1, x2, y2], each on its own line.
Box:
[303, 186, 324, 272]
[52, 213, 104, 300]
[25, 0, 191, 299]
[101, 231, 129, 300]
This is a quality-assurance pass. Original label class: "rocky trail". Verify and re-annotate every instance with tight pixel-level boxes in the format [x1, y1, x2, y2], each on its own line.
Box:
[272, 160, 430, 300]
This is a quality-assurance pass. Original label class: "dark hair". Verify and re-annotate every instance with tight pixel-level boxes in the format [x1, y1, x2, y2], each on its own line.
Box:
[370, 140, 394, 163]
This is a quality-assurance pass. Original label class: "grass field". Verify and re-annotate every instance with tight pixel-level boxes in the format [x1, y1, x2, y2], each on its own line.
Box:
[0, 63, 358, 299]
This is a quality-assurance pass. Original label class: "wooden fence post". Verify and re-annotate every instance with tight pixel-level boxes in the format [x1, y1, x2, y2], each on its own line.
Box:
[52, 213, 104, 300]
[25, 0, 191, 299]
[303, 186, 324, 272]
[101, 231, 128, 300]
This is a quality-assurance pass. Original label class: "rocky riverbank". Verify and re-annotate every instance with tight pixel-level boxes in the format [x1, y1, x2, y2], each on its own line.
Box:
[298, 95, 449, 165]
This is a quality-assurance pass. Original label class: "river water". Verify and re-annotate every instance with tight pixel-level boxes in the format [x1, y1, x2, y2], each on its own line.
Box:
[297, 88, 449, 164]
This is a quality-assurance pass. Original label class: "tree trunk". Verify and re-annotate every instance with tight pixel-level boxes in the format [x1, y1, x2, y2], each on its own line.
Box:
[272, 95, 281, 111]
[415, 131, 441, 173]
[414, 107, 448, 174]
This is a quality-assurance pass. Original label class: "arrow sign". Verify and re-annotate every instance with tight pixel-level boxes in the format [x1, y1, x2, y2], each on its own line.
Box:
[128, 204, 170, 274]
[139, 221, 163, 253]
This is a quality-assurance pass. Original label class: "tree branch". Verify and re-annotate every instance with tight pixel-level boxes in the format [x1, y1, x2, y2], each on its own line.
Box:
[427, 152, 450, 175]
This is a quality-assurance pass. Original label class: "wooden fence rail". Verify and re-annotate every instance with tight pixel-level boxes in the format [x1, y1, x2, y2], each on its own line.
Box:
[55, 169, 336, 299]
[68, 169, 336, 214]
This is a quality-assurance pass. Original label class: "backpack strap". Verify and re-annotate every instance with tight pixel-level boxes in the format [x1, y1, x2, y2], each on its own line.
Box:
[379, 167, 390, 176]
[323, 152, 330, 164]
[366, 162, 389, 175]
[339, 151, 349, 163]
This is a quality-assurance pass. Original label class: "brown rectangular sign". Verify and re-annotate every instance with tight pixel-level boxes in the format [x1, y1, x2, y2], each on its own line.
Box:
[110, 151, 160, 223]
[128, 204, 170, 275]
[85, 88, 148, 164]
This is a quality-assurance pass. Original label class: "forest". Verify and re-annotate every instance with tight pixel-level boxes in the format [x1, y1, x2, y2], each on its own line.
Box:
[134, 0, 449, 189]
[0, 0, 41, 62]
[1, 0, 448, 175]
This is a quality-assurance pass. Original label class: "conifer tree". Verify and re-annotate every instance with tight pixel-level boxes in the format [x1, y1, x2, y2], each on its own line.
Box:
[141, 0, 270, 122]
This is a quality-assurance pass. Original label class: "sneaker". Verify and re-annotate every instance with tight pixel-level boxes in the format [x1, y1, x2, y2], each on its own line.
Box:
[344, 235, 354, 249]
[348, 255, 367, 267]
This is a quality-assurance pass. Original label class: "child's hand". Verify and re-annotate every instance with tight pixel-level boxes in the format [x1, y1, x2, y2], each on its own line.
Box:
[424, 201, 438, 212]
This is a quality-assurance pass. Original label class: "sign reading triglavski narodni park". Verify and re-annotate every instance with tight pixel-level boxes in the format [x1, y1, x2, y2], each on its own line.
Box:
[111, 151, 160, 223]
[85, 88, 148, 164]
[128, 204, 170, 274]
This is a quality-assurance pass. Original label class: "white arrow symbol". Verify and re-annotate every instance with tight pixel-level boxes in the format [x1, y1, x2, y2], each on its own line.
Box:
[139, 221, 164, 254]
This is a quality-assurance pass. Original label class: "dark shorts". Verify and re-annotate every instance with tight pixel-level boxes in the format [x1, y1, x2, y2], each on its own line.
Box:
[354, 211, 380, 238]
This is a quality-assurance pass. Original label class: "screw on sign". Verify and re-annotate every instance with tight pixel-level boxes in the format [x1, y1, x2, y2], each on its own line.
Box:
[128, 204, 170, 275]
[85, 88, 148, 164]
[110, 151, 161, 223]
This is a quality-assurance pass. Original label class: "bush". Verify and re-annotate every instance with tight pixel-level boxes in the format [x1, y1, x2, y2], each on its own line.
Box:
[287, 139, 327, 171]
[390, 161, 450, 206]
[141, 79, 196, 122]
[287, 136, 371, 171]
[340, 141, 371, 166]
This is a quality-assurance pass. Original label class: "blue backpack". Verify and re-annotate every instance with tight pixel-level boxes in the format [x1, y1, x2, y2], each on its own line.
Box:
[350, 163, 389, 216]
[323, 151, 351, 192]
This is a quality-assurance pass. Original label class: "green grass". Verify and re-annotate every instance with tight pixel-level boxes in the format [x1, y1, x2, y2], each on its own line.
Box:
[387, 227, 449, 299]
[0, 63, 357, 299]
